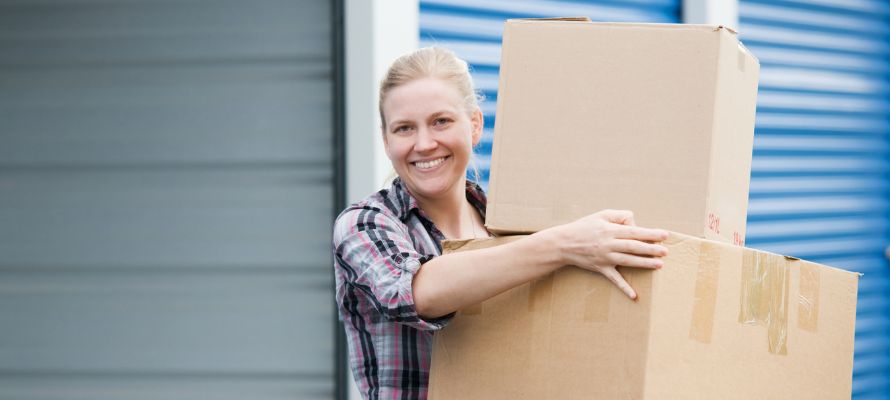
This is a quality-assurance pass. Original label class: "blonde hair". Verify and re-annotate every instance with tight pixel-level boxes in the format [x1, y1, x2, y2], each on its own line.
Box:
[378, 47, 484, 185]
[379, 47, 482, 128]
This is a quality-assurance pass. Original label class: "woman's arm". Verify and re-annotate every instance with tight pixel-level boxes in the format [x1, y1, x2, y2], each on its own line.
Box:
[412, 209, 669, 318]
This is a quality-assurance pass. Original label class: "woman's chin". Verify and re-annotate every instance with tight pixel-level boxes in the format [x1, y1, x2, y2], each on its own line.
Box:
[404, 176, 461, 200]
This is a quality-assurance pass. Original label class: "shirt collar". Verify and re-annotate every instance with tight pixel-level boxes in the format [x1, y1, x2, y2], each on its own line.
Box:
[389, 177, 488, 222]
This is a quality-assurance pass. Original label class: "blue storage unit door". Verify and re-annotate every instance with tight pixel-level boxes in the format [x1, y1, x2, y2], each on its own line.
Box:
[419, 0, 681, 189]
[739, 1, 890, 398]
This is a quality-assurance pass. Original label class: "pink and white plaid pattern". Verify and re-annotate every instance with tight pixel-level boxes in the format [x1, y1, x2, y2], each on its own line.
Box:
[332, 178, 486, 399]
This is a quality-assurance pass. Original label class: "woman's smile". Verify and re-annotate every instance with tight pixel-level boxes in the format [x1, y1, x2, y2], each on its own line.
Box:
[412, 155, 451, 171]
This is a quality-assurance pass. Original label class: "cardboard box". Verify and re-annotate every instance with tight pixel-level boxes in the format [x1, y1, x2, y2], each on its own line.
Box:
[429, 234, 859, 399]
[486, 20, 760, 245]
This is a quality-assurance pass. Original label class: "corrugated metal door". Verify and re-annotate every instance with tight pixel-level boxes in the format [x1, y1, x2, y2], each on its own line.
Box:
[0, 1, 337, 399]
[739, 1, 890, 398]
[419, 0, 681, 189]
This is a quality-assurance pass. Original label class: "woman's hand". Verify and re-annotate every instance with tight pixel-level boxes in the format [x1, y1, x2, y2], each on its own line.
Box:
[545, 209, 669, 300]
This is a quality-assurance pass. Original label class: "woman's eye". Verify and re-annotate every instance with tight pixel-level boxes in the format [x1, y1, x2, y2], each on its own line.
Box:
[393, 125, 411, 134]
[434, 118, 452, 126]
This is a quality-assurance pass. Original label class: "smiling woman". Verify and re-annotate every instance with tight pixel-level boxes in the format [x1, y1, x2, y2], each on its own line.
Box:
[381, 77, 483, 239]
[332, 47, 669, 400]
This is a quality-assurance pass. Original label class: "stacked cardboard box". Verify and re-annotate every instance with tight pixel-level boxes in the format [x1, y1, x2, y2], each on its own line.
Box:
[484, 19, 757, 245]
[428, 19, 860, 399]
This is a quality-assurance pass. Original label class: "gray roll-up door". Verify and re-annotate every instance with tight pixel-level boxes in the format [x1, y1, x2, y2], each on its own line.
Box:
[419, 0, 681, 189]
[738, 1, 890, 398]
[0, 1, 337, 399]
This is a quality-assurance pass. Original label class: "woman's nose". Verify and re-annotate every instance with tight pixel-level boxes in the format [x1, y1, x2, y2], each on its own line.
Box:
[413, 128, 438, 152]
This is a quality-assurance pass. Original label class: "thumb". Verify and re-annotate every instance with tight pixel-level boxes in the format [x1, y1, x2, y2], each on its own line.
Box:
[599, 266, 637, 300]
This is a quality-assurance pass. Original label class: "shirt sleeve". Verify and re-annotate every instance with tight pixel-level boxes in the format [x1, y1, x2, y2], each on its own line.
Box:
[332, 206, 452, 331]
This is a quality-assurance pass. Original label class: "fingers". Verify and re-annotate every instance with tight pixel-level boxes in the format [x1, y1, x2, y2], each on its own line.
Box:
[611, 239, 668, 258]
[614, 226, 669, 242]
[597, 209, 636, 226]
[607, 252, 664, 269]
[599, 266, 637, 300]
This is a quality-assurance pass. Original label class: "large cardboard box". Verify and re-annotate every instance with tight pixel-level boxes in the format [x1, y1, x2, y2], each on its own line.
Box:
[428, 234, 859, 399]
[486, 20, 759, 245]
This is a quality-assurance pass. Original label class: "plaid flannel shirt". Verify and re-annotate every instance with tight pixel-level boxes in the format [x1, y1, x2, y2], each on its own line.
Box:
[332, 177, 487, 400]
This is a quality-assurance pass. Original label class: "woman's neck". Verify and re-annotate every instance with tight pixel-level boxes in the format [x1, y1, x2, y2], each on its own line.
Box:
[414, 178, 482, 240]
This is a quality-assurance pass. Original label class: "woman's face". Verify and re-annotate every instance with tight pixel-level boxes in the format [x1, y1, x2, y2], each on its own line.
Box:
[381, 77, 482, 202]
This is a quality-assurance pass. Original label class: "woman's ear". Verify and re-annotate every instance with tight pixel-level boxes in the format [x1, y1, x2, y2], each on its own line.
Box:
[471, 109, 484, 146]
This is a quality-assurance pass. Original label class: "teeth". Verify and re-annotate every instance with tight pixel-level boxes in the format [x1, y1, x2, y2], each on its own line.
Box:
[415, 157, 446, 169]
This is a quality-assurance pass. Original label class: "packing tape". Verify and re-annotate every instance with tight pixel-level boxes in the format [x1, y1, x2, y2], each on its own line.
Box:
[738, 251, 790, 355]
[582, 273, 611, 322]
[689, 241, 721, 344]
[738, 251, 765, 325]
[441, 239, 472, 253]
[797, 262, 821, 332]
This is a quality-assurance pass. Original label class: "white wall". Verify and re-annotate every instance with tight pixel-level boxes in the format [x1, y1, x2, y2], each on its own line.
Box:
[344, 1, 419, 398]
[683, 0, 739, 27]
[345, 0, 419, 205]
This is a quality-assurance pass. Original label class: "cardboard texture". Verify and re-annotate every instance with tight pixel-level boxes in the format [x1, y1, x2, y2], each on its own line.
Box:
[486, 20, 760, 245]
[428, 234, 860, 399]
